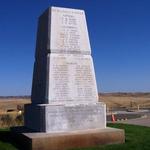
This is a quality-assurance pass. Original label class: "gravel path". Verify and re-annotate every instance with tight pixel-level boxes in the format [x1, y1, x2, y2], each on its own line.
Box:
[121, 116, 150, 127]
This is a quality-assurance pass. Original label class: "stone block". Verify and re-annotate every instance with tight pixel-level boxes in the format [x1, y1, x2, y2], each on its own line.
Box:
[11, 127, 125, 150]
[25, 102, 106, 132]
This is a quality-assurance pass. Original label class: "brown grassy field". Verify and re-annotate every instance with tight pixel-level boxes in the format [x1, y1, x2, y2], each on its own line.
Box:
[0, 93, 150, 113]
[99, 93, 150, 110]
[0, 98, 31, 127]
[0, 93, 150, 111]
[0, 98, 31, 114]
[0, 93, 149, 127]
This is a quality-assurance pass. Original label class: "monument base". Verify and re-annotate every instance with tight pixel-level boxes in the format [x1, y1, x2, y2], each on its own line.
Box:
[11, 127, 125, 150]
[25, 102, 106, 132]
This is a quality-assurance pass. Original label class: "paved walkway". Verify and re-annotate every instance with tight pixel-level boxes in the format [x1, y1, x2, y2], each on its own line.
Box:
[121, 116, 150, 127]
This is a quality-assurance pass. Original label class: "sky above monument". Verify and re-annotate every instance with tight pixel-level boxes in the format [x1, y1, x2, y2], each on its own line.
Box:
[0, 0, 150, 96]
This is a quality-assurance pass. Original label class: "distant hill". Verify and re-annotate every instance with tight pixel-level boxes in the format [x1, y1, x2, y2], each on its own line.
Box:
[0, 96, 30, 99]
[1, 93, 150, 99]
[0, 93, 150, 110]
[99, 92, 150, 109]
[99, 92, 150, 98]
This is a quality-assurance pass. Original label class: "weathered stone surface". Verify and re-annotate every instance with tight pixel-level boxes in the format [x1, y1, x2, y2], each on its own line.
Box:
[48, 54, 98, 104]
[25, 102, 106, 132]
[50, 7, 91, 54]
[14, 6, 125, 150]
[25, 6, 107, 133]
[31, 7, 97, 105]
[11, 127, 125, 150]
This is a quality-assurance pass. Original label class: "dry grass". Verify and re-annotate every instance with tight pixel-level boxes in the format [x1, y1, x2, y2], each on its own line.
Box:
[99, 93, 150, 109]
[0, 99, 31, 113]
[0, 98, 31, 128]
[1, 93, 150, 110]
[0, 93, 150, 117]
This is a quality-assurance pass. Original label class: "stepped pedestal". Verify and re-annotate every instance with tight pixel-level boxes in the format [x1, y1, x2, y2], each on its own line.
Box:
[12, 7, 125, 150]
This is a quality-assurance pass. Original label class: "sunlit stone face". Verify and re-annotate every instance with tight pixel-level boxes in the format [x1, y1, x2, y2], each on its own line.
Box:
[50, 7, 91, 55]
[25, 7, 106, 133]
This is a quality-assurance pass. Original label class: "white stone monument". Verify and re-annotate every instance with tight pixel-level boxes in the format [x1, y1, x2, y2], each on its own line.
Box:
[20, 7, 124, 150]
[25, 6, 106, 132]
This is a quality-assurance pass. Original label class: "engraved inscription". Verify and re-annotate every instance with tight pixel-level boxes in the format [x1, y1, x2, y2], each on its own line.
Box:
[46, 104, 105, 131]
[51, 7, 91, 54]
[75, 63, 94, 98]
[51, 58, 69, 98]
[49, 54, 98, 103]
[60, 14, 80, 50]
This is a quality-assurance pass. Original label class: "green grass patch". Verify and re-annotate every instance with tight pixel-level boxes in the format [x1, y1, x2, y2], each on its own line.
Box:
[0, 128, 18, 150]
[0, 124, 149, 150]
[71, 123, 150, 150]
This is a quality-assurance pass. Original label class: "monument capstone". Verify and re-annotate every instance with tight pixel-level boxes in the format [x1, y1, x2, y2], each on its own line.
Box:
[25, 6, 106, 132]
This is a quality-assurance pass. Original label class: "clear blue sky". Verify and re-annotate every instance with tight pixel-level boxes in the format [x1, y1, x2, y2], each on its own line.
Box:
[0, 0, 150, 96]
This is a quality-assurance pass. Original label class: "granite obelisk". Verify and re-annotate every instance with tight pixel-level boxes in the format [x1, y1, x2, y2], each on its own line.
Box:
[21, 7, 124, 150]
[25, 7, 106, 132]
